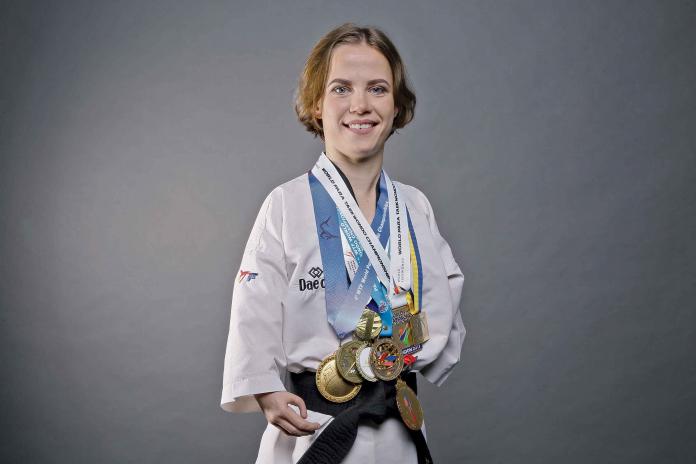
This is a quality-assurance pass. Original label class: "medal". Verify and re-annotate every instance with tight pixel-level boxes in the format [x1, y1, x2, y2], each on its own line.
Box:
[369, 338, 404, 381]
[395, 377, 424, 430]
[356, 345, 377, 382]
[391, 304, 414, 347]
[316, 352, 361, 403]
[336, 340, 366, 384]
[391, 305, 428, 354]
[354, 308, 382, 341]
[410, 312, 430, 345]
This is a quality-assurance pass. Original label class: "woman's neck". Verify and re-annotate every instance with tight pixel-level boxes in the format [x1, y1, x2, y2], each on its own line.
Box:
[323, 149, 383, 199]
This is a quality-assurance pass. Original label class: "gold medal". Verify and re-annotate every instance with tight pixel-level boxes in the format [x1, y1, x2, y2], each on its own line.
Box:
[316, 352, 361, 403]
[395, 378, 424, 430]
[356, 345, 377, 382]
[369, 338, 404, 381]
[410, 312, 430, 345]
[354, 308, 382, 341]
[336, 340, 366, 384]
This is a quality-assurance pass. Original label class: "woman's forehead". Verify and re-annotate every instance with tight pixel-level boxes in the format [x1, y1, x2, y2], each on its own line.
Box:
[327, 43, 392, 82]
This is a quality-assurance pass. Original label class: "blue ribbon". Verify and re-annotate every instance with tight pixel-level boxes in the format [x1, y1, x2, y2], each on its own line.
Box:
[308, 171, 390, 338]
[337, 211, 393, 336]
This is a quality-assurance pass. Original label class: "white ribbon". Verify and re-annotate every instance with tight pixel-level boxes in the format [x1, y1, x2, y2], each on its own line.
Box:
[312, 152, 412, 305]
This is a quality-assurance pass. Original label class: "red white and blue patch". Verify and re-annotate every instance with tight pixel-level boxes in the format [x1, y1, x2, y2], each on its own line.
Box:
[237, 270, 258, 283]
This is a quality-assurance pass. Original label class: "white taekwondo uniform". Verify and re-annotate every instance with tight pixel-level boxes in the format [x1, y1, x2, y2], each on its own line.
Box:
[221, 158, 466, 464]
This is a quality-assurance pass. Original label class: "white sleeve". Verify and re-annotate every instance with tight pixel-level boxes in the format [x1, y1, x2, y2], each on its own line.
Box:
[418, 192, 467, 387]
[220, 187, 288, 413]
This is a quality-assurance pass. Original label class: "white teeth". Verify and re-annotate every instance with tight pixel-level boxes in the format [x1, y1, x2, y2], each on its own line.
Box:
[348, 123, 375, 129]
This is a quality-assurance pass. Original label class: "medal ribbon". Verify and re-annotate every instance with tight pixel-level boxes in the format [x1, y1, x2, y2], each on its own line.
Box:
[342, 203, 423, 316]
[309, 170, 389, 338]
[309, 153, 424, 338]
[385, 170, 411, 307]
[312, 153, 412, 305]
[338, 211, 393, 336]
[406, 210, 423, 314]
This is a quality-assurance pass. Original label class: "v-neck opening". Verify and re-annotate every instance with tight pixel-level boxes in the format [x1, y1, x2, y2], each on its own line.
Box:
[327, 158, 382, 213]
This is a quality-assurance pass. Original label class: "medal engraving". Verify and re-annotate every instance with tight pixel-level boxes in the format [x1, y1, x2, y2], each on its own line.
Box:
[391, 305, 414, 348]
[316, 352, 361, 403]
[354, 308, 382, 341]
[369, 339, 404, 381]
[403, 343, 423, 355]
[410, 312, 430, 344]
[395, 378, 424, 430]
[336, 340, 366, 384]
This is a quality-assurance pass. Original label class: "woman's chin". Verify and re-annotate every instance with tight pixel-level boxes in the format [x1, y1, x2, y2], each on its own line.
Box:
[334, 143, 385, 162]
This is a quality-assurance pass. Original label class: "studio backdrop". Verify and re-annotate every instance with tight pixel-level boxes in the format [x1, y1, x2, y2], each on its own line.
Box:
[2, 1, 694, 462]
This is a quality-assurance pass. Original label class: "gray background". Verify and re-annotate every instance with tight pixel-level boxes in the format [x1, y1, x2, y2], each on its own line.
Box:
[2, 0, 695, 462]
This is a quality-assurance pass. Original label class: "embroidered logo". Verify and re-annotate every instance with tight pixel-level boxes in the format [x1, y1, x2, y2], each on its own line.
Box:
[319, 216, 338, 240]
[299, 267, 325, 291]
[238, 270, 258, 283]
[308, 267, 323, 279]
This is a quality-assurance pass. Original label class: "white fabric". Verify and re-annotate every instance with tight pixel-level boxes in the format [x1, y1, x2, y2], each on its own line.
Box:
[255, 405, 425, 464]
[220, 166, 466, 463]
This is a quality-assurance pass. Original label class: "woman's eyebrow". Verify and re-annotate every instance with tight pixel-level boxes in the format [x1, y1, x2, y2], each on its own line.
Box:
[327, 78, 391, 87]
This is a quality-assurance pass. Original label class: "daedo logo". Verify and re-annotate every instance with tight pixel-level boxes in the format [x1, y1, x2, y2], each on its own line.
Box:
[299, 267, 325, 291]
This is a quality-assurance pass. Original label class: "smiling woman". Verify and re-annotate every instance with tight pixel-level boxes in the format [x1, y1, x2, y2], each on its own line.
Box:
[320, 44, 397, 168]
[295, 23, 415, 142]
[221, 23, 466, 464]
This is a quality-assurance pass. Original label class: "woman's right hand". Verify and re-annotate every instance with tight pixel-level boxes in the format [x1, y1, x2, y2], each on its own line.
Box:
[254, 391, 322, 437]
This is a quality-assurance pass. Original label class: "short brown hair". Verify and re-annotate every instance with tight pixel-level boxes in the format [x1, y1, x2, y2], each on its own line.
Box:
[294, 23, 416, 140]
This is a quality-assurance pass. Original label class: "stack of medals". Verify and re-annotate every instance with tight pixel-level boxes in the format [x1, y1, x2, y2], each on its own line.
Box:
[310, 152, 429, 431]
[316, 305, 430, 430]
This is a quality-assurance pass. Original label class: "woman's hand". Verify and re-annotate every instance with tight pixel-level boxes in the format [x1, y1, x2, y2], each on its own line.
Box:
[254, 391, 322, 437]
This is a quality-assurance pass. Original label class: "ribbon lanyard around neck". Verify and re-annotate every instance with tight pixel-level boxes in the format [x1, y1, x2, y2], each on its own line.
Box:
[308, 170, 389, 338]
[312, 152, 412, 306]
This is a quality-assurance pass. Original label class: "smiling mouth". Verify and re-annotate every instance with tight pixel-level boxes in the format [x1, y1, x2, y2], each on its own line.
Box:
[344, 122, 377, 129]
[343, 122, 378, 134]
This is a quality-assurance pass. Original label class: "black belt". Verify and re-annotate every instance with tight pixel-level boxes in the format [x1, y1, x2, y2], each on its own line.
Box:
[290, 371, 433, 464]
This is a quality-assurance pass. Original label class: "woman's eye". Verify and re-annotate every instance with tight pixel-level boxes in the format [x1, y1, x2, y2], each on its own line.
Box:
[332, 86, 349, 95]
[370, 86, 387, 95]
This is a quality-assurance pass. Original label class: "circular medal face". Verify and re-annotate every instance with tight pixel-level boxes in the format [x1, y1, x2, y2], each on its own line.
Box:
[354, 309, 382, 341]
[369, 338, 404, 381]
[316, 352, 361, 403]
[396, 379, 424, 430]
[336, 340, 366, 384]
[356, 345, 377, 382]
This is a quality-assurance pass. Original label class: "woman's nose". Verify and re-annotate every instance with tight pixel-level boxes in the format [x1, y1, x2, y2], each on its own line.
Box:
[349, 91, 370, 114]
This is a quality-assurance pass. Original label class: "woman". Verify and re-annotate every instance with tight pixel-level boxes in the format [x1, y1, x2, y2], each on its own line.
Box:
[221, 23, 466, 464]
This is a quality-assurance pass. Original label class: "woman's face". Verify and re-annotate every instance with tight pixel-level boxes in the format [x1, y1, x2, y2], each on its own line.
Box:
[318, 42, 397, 162]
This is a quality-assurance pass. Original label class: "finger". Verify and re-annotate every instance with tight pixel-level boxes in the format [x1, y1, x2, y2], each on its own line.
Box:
[287, 395, 308, 419]
[284, 408, 321, 433]
[270, 421, 290, 436]
[276, 418, 305, 437]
